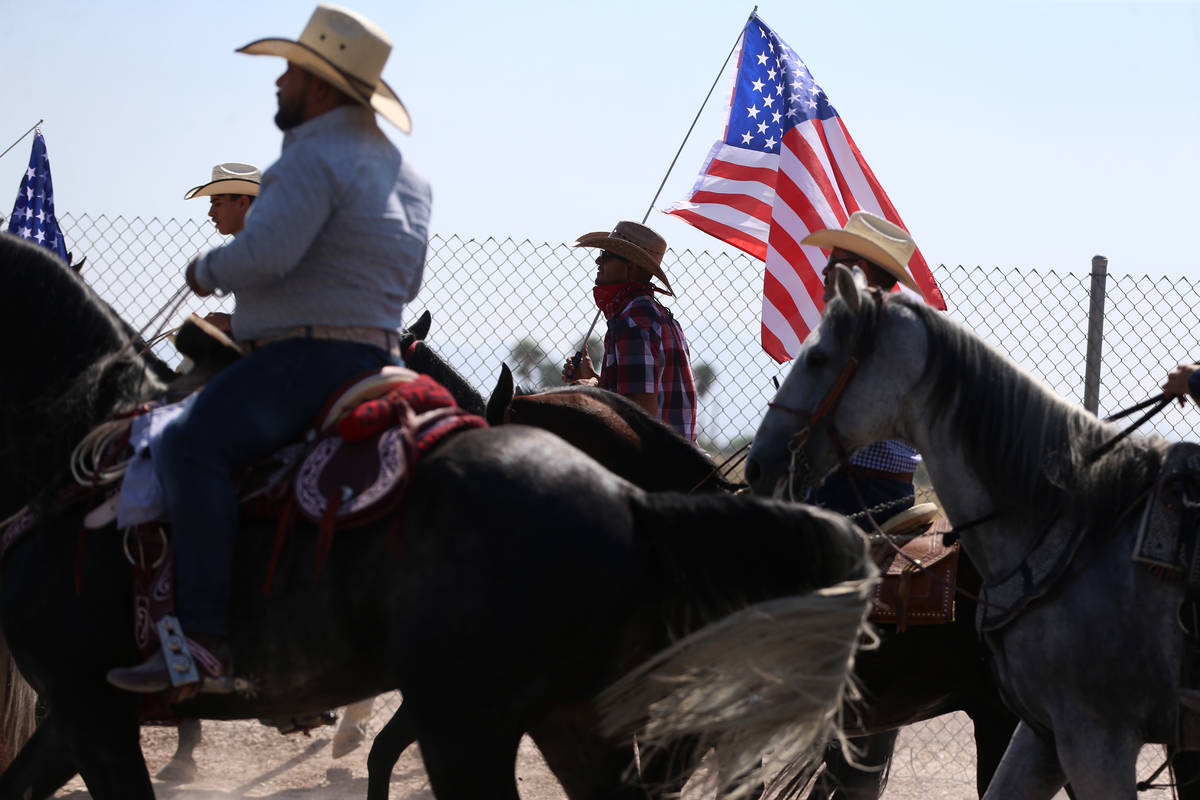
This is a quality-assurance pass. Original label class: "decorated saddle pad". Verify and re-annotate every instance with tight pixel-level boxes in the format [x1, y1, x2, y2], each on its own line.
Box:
[294, 375, 487, 528]
[869, 518, 959, 629]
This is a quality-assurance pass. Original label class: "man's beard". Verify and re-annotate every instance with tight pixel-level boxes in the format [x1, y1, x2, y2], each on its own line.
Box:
[274, 95, 306, 131]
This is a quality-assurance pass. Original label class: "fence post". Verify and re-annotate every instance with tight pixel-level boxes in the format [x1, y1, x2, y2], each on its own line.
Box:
[1083, 255, 1108, 414]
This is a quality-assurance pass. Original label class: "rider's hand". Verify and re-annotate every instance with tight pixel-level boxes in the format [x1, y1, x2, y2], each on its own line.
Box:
[1162, 363, 1199, 405]
[185, 256, 213, 298]
[562, 351, 598, 384]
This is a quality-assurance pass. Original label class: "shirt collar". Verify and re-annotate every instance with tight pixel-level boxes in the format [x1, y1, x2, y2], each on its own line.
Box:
[282, 104, 376, 149]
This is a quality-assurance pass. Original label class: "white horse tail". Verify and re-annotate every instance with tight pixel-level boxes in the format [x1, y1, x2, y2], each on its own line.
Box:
[598, 577, 877, 799]
[0, 631, 36, 772]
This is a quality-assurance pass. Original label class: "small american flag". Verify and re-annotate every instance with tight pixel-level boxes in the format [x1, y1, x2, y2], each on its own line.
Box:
[7, 131, 68, 262]
[668, 13, 946, 363]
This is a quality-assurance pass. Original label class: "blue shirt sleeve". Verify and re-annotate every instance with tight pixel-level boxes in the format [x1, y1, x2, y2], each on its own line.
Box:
[195, 136, 335, 292]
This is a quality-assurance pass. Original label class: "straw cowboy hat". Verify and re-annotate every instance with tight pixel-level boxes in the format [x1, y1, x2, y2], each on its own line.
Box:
[573, 220, 674, 296]
[183, 163, 261, 200]
[802, 210, 923, 297]
[237, 3, 411, 133]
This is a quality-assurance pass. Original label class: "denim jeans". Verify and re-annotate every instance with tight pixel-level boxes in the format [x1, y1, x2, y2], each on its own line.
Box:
[156, 337, 396, 636]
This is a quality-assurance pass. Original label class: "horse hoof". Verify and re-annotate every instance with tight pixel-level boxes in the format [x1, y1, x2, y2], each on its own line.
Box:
[331, 724, 366, 759]
[155, 758, 198, 783]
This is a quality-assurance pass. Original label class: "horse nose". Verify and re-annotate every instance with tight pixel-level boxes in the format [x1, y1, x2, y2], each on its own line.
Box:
[744, 458, 761, 484]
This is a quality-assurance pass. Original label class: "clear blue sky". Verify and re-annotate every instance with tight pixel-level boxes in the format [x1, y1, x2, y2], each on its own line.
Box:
[2, 0, 1198, 279]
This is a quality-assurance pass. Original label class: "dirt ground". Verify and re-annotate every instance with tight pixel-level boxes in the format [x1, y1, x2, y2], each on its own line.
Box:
[51, 695, 1176, 799]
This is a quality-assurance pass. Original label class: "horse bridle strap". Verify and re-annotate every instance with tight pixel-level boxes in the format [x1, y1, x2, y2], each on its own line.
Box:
[767, 288, 888, 446]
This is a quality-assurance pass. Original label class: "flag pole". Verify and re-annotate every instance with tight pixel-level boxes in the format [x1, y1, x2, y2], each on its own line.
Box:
[569, 9, 755, 379]
[638, 7, 754, 225]
[0, 120, 43, 163]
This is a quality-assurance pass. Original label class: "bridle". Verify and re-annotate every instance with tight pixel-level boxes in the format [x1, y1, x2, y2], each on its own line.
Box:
[766, 288, 888, 499]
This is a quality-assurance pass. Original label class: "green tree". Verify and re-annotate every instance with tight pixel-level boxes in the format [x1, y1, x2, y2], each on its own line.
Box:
[508, 338, 547, 388]
[693, 361, 717, 400]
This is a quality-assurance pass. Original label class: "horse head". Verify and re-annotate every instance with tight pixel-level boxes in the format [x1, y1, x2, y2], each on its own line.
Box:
[745, 264, 928, 499]
[0, 233, 166, 507]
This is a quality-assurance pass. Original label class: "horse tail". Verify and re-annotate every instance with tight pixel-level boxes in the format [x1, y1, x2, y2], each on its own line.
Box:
[0, 631, 36, 772]
[598, 493, 877, 799]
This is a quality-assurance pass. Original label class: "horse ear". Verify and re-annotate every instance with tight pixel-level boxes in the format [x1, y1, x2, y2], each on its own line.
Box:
[409, 310, 431, 341]
[486, 363, 515, 425]
[834, 264, 861, 313]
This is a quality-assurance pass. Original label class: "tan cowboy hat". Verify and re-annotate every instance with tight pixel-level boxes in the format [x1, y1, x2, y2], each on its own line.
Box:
[802, 210, 923, 297]
[573, 220, 674, 296]
[237, 3, 412, 134]
[184, 163, 261, 200]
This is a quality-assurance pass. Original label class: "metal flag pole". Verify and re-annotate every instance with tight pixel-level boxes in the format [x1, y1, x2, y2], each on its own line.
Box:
[567, 9, 753, 379]
[0, 120, 44, 163]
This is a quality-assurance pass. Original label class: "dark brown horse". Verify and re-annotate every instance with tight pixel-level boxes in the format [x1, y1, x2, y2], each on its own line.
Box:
[397, 329, 1018, 799]
[0, 234, 872, 800]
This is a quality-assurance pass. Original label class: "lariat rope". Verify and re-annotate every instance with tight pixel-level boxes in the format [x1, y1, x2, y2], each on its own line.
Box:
[0, 284, 194, 531]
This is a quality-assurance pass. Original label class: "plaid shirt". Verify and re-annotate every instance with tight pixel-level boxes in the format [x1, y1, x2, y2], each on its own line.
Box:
[600, 294, 698, 441]
[850, 439, 922, 474]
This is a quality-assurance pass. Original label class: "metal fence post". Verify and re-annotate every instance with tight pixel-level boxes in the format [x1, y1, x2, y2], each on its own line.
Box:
[1083, 255, 1109, 414]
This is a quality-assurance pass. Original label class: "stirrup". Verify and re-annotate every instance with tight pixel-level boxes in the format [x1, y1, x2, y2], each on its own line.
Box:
[157, 616, 201, 687]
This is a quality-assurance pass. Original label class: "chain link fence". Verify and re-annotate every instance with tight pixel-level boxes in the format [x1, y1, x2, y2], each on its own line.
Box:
[9, 213, 1200, 795]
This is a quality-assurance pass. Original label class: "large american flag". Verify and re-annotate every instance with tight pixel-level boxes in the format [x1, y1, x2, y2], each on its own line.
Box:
[668, 13, 946, 362]
[7, 131, 69, 262]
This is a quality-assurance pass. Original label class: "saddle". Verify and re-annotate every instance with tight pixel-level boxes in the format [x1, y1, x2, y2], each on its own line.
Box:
[867, 504, 959, 631]
[0, 359, 487, 701]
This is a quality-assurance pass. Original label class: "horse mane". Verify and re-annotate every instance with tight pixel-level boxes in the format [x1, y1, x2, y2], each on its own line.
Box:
[0, 233, 166, 510]
[865, 291, 1166, 527]
[531, 386, 739, 493]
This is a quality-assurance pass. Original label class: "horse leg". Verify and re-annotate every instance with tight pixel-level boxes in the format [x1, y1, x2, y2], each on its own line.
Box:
[416, 724, 523, 800]
[1171, 750, 1200, 800]
[366, 703, 416, 800]
[965, 695, 1019, 796]
[981, 722, 1064, 800]
[333, 697, 375, 759]
[806, 730, 898, 800]
[154, 718, 200, 783]
[1053, 724, 1140, 800]
[0, 716, 77, 800]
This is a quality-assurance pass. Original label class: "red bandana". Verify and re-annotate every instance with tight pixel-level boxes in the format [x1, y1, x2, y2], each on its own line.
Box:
[593, 282, 652, 320]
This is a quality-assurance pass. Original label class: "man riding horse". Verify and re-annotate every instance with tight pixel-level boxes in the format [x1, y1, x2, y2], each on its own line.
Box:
[561, 220, 699, 441]
[108, 2, 432, 692]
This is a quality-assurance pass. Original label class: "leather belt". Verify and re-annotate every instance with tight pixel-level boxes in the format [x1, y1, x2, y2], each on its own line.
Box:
[848, 466, 915, 485]
[249, 325, 401, 358]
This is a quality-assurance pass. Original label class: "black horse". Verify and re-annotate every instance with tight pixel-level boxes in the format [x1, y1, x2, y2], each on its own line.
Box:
[0, 233, 873, 800]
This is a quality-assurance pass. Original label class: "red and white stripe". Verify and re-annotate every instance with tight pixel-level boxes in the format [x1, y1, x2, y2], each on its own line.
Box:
[669, 117, 945, 363]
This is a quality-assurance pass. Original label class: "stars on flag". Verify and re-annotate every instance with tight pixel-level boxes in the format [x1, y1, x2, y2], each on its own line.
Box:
[7, 131, 68, 262]
[728, 20, 835, 153]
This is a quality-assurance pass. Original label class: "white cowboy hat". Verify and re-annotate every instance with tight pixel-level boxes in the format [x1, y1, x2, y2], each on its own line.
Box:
[573, 220, 674, 296]
[183, 163, 261, 200]
[237, 3, 412, 133]
[802, 210, 923, 297]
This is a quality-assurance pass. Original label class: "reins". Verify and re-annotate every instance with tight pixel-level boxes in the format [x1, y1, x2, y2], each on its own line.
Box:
[1088, 393, 1172, 464]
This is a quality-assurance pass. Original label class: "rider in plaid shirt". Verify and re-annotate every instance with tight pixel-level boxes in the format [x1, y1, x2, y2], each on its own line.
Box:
[562, 220, 698, 441]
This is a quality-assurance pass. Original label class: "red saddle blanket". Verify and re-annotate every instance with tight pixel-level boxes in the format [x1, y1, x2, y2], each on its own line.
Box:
[869, 518, 959, 630]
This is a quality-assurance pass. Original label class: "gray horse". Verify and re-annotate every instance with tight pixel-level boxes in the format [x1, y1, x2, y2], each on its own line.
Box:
[746, 266, 1184, 799]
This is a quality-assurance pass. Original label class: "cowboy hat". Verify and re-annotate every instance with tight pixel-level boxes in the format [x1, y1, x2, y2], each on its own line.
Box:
[573, 220, 674, 296]
[184, 163, 261, 200]
[236, 3, 412, 133]
[802, 210, 923, 297]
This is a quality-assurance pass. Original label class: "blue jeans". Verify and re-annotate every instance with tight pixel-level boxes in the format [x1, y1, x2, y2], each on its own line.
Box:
[806, 470, 914, 528]
[156, 338, 396, 636]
